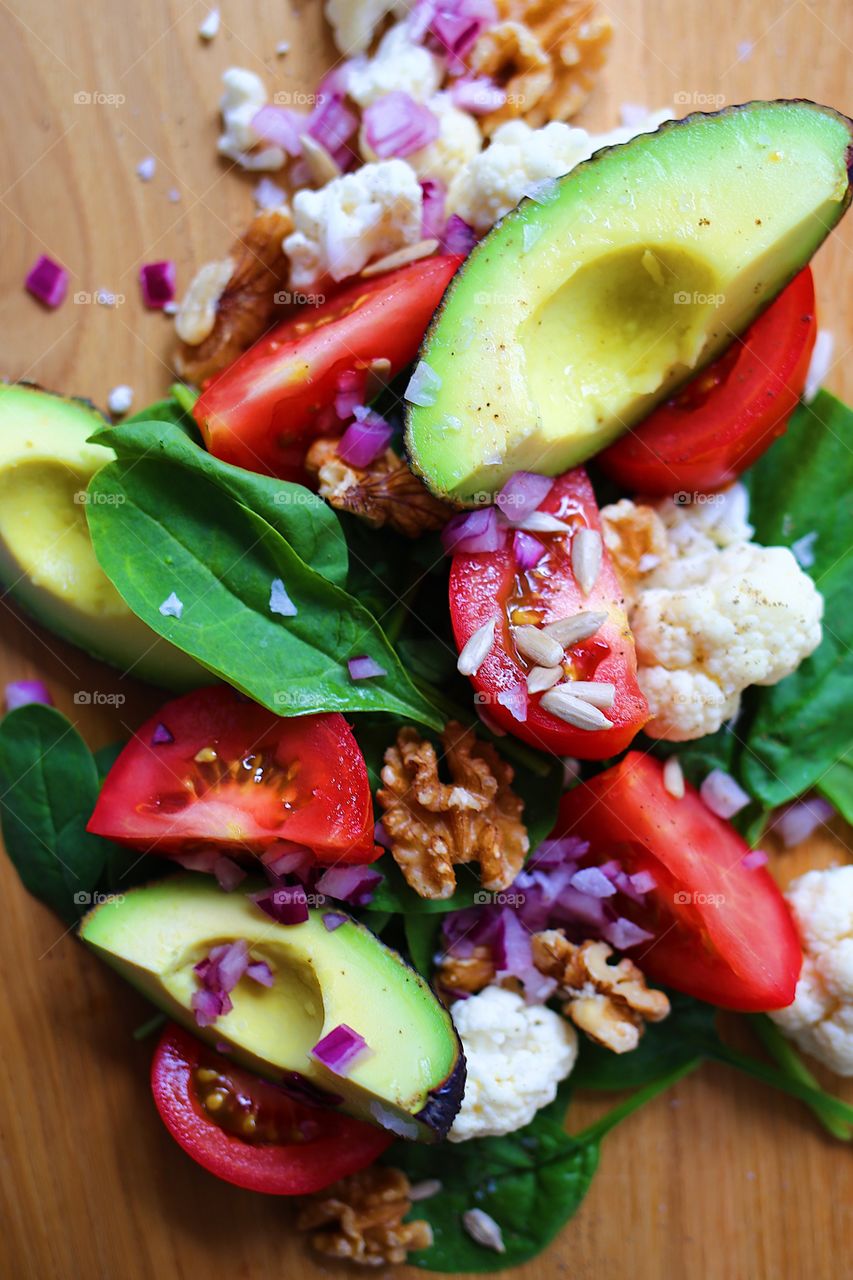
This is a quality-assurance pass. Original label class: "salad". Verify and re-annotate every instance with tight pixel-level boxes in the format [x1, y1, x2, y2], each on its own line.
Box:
[3, 0, 853, 1272]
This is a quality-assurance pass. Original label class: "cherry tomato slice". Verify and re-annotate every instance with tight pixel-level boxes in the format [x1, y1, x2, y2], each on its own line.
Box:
[598, 268, 817, 494]
[556, 753, 801, 1010]
[87, 686, 379, 863]
[449, 468, 648, 759]
[151, 1023, 392, 1194]
[194, 255, 463, 479]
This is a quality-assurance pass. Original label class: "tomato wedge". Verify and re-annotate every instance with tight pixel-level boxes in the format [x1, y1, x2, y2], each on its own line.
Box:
[151, 1023, 392, 1194]
[87, 686, 379, 863]
[598, 268, 817, 494]
[449, 468, 648, 758]
[557, 753, 801, 1010]
[194, 254, 462, 478]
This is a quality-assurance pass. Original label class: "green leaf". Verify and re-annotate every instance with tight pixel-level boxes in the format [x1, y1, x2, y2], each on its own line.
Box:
[573, 991, 719, 1090]
[86, 441, 443, 729]
[404, 914, 442, 977]
[816, 749, 853, 825]
[0, 706, 115, 921]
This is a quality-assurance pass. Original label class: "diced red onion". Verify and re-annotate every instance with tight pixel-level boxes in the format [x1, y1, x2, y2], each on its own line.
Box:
[513, 530, 546, 570]
[700, 769, 751, 819]
[247, 960, 275, 986]
[316, 864, 382, 905]
[251, 105, 304, 156]
[151, 721, 174, 746]
[363, 91, 440, 159]
[742, 848, 769, 869]
[338, 407, 393, 467]
[25, 255, 68, 308]
[570, 866, 617, 898]
[492, 907, 531, 974]
[214, 856, 247, 892]
[423, 0, 498, 71]
[307, 92, 359, 159]
[440, 214, 477, 256]
[421, 178, 447, 240]
[216, 939, 250, 991]
[139, 260, 176, 309]
[323, 911, 349, 932]
[405, 360, 442, 407]
[551, 885, 609, 930]
[311, 1023, 370, 1074]
[334, 368, 368, 421]
[347, 655, 387, 681]
[374, 821, 392, 849]
[629, 870, 656, 895]
[5, 679, 53, 711]
[261, 843, 316, 881]
[451, 77, 506, 114]
[603, 917, 655, 950]
[496, 684, 528, 722]
[192, 988, 230, 1028]
[496, 470, 554, 522]
[251, 885, 310, 925]
[775, 796, 835, 848]
[441, 506, 506, 555]
[529, 836, 589, 869]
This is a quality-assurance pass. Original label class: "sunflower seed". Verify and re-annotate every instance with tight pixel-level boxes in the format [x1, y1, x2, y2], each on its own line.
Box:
[527, 664, 563, 693]
[541, 610, 607, 647]
[516, 511, 573, 534]
[514, 624, 564, 667]
[562, 680, 615, 708]
[462, 1209, 506, 1253]
[663, 756, 685, 798]
[457, 618, 496, 676]
[540, 686, 614, 730]
[572, 527, 603, 595]
[409, 1179, 443, 1202]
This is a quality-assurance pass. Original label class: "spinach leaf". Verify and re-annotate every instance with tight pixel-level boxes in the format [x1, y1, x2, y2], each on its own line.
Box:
[0, 706, 118, 921]
[86, 442, 443, 728]
[737, 390, 853, 808]
[815, 750, 853, 825]
[573, 991, 719, 1090]
[404, 914, 442, 976]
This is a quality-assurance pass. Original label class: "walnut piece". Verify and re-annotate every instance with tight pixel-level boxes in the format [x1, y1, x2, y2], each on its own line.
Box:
[600, 498, 671, 608]
[469, 0, 613, 133]
[435, 944, 497, 999]
[377, 721, 528, 899]
[173, 207, 294, 384]
[532, 931, 670, 1053]
[296, 1165, 433, 1267]
[305, 438, 453, 538]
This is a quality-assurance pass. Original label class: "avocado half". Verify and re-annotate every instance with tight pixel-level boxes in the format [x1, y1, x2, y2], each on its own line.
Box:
[0, 383, 205, 689]
[407, 100, 853, 504]
[79, 877, 465, 1142]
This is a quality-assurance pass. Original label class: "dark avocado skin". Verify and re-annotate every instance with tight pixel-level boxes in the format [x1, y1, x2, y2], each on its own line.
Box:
[416, 1052, 467, 1140]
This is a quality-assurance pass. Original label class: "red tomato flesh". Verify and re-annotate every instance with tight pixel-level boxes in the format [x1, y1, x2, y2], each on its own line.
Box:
[151, 1023, 392, 1195]
[194, 255, 462, 478]
[598, 268, 817, 494]
[449, 468, 648, 758]
[557, 753, 801, 1010]
[87, 686, 379, 863]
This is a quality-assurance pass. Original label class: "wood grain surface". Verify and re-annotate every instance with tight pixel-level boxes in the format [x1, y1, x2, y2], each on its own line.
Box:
[1, 2, 852, 1277]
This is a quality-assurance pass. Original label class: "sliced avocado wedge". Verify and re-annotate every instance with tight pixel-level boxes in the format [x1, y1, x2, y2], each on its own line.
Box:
[407, 101, 853, 503]
[0, 384, 205, 689]
[80, 877, 465, 1141]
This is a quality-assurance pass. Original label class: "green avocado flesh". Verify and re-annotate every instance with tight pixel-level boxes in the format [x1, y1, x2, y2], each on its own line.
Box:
[407, 101, 853, 503]
[79, 877, 464, 1141]
[0, 384, 204, 689]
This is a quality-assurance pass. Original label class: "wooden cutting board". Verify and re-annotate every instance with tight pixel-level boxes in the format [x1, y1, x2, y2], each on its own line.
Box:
[1, 2, 851, 1276]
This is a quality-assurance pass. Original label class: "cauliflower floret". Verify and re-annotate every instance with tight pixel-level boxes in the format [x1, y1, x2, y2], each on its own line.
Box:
[360, 92, 483, 189]
[446, 108, 671, 233]
[217, 68, 285, 171]
[601, 486, 824, 741]
[284, 159, 423, 287]
[448, 986, 578, 1142]
[770, 866, 853, 1075]
[325, 0, 409, 55]
[348, 22, 443, 107]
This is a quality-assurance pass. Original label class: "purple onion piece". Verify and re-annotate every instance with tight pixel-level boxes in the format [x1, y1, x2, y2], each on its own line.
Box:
[151, 721, 174, 746]
[251, 885, 310, 925]
[496, 470, 555, 522]
[25, 255, 68, 308]
[603, 916, 655, 951]
[338, 410, 394, 467]
[441, 506, 507, 556]
[513, 529, 547, 570]
[363, 91, 440, 158]
[323, 911, 349, 932]
[570, 866, 617, 898]
[315, 864, 382, 905]
[311, 1024, 370, 1074]
[246, 960, 275, 986]
[5, 679, 53, 712]
[347, 655, 387, 682]
[421, 177, 447, 240]
[742, 848, 769, 870]
[440, 214, 477, 256]
[139, 260, 176, 309]
[214, 856, 247, 893]
[251, 105, 304, 155]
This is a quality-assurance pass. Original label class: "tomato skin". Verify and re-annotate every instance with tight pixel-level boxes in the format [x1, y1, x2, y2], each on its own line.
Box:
[557, 753, 801, 1011]
[598, 268, 817, 494]
[449, 468, 648, 759]
[194, 255, 463, 478]
[151, 1024, 392, 1195]
[87, 686, 378, 864]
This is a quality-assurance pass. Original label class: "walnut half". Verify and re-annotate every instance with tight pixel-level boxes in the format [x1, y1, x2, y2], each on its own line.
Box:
[532, 931, 671, 1053]
[296, 1166, 433, 1267]
[305, 438, 454, 538]
[378, 721, 529, 899]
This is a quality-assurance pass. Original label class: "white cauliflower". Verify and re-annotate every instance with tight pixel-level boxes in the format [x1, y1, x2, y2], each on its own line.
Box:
[359, 91, 483, 190]
[284, 159, 423, 287]
[217, 68, 286, 172]
[770, 866, 853, 1076]
[348, 22, 443, 107]
[600, 486, 824, 741]
[446, 109, 670, 233]
[448, 987, 578, 1142]
[325, 0, 409, 55]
